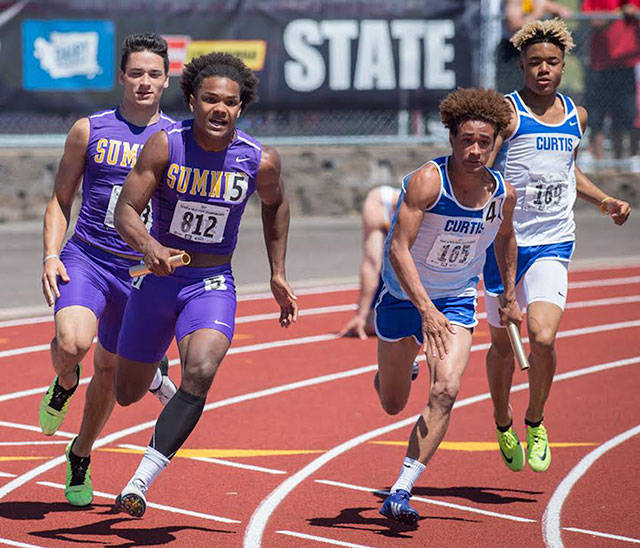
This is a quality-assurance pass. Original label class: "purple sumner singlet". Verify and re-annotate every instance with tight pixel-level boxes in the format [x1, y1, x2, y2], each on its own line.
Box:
[74, 108, 175, 257]
[151, 119, 262, 255]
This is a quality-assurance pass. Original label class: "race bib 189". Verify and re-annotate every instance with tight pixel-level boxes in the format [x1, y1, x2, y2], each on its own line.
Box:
[169, 200, 229, 243]
[424, 234, 478, 270]
[104, 185, 152, 230]
[523, 173, 568, 214]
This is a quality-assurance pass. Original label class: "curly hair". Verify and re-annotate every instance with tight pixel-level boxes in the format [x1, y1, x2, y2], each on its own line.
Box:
[179, 52, 259, 108]
[440, 88, 512, 136]
[511, 19, 575, 54]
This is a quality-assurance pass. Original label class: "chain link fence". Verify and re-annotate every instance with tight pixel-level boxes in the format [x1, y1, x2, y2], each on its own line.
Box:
[1, 11, 639, 164]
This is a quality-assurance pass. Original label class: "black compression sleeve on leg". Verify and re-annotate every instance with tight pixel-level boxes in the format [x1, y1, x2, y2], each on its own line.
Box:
[150, 387, 206, 459]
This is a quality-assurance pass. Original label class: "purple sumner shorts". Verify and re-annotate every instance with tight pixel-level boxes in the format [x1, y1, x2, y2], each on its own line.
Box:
[55, 235, 136, 354]
[117, 263, 236, 364]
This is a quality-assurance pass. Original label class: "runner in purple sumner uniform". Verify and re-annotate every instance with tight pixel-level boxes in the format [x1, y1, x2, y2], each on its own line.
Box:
[112, 52, 298, 517]
[38, 33, 177, 507]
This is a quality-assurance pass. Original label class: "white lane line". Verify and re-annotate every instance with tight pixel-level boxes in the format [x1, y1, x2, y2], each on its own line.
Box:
[542, 424, 640, 548]
[316, 479, 536, 523]
[1, 325, 639, 502]
[563, 527, 640, 544]
[0, 441, 69, 446]
[2, 291, 636, 362]
[568, 275, 640, 289]
[0, 283, 360, 329]
[0, 471, 16, 478]
[0, 332, 339, 403]
[36, 480, 240, 524]
[276, 530, 376, 548]
[237, 304, 355, 324]
[243, 356, 640, 547]
[0, 272, 637, 331]
[0, 538, 45, 548]
[117, 443, 287, 475]
[0, 363, 378, 501]
[0, 421, 75, 438]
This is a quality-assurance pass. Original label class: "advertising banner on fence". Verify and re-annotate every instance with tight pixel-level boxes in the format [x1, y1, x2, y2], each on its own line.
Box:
[0, 0, 480, 114]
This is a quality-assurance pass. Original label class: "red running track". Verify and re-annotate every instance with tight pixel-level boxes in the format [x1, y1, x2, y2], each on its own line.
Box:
[0, 264, 638, 548]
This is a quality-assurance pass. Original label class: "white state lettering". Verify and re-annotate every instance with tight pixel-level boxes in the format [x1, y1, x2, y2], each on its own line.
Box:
[354, 20, 395, 90]
[283, 19, 325, 92]
[424, 20, 455, 88]
[320, 20, 358, 90]
[391, 20, 424, 90]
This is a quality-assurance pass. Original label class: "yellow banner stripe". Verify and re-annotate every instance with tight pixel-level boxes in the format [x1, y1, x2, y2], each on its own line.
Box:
[370, 441, 597, 451]
[101, 448, 324, 458]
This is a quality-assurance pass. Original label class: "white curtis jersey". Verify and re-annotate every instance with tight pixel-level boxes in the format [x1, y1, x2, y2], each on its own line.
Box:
[495, 91, 581, 246]
[382, 156, 507, 300]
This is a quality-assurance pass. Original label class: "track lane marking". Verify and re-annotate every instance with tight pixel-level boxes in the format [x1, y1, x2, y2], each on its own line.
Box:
[1, 324, 639, 502]
[542, 424, 640, 548]
[276, 530, 376, 548]
[315, 479, 536, 523]
[0, 538, 45, 548]
[36, 480, 240, 523]
[114, 443, 287, 475]
[2, 292, 638, 361]
[243, 356, 640, 547]
[563, 527, 640, 545]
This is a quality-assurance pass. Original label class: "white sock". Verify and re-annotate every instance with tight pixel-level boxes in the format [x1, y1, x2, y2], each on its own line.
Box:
[390, 457, 426, 494]
[129, 446, 170, 492]
[148, 368, 162, 391]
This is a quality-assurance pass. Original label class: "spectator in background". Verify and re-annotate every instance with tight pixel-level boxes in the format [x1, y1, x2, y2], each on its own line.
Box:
[497, 0, 573, 93]
[582, 0, 640, 160]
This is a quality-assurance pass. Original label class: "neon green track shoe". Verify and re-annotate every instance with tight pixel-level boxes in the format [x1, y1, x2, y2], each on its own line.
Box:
[496, 426, 525, 472]
[38, 364, 80, 435]
[526, 423, 551, 472]
[65, 439, 93, 506]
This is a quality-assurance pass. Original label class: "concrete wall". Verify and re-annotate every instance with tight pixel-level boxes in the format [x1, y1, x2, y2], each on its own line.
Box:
[1, 144, 637, 223]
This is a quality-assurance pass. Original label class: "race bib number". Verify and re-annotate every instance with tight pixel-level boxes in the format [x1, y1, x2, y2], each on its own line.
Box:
[524, 173, 568, 214]
[424, 235, 478, 270]
[169, 200, 229, 243]
[105, 186, 152, 230]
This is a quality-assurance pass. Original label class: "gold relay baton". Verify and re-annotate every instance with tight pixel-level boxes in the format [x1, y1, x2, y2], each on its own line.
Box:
[499, 293, 529, 371]
[129, 253, 191, 278]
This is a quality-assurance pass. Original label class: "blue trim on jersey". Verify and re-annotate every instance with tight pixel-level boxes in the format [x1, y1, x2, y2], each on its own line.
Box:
[483, 241, 575, 295]
[375, 290, 477, 343]
[427, 156, 499, 219]
[508, 91, 581, 140]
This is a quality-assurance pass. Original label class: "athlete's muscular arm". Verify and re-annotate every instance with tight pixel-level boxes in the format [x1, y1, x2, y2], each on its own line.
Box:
[574, 107, 631, 225]
[41, 118, 89, 306]
[492, 182, 522, 327]
[256, 146, 298, 328]
[390, 164, 456, 360]
[339, 188, 392, 339]
[114, 131, 183, 276]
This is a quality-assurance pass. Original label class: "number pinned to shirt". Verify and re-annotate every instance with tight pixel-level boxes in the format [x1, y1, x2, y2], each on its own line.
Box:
[105, 185, 152, 230]
[169, 200, 230, 243]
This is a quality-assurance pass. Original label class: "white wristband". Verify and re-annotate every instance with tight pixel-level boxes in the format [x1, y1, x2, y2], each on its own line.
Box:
[43, 254, 59, 264]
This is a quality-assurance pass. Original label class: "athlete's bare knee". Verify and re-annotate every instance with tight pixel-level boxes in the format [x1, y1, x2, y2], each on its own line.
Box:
[182, 358, 218, 397]
[53, 333, 91, 363]
[379, 395, 407, 416]
[430, 380, 459, 411]
[529, 327, 556, 352]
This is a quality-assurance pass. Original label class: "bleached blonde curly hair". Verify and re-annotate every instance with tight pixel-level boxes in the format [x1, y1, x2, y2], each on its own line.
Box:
[511, 18, 575, 54]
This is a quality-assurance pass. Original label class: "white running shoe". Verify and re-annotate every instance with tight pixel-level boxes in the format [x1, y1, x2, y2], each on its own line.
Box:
[149, 356, 177, 406]
[115, 479, 147, 517]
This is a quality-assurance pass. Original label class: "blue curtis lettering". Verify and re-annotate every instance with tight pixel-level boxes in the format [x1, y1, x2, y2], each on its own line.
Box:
[536, 136, 574, 152]
[444, 219, 484, 234]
